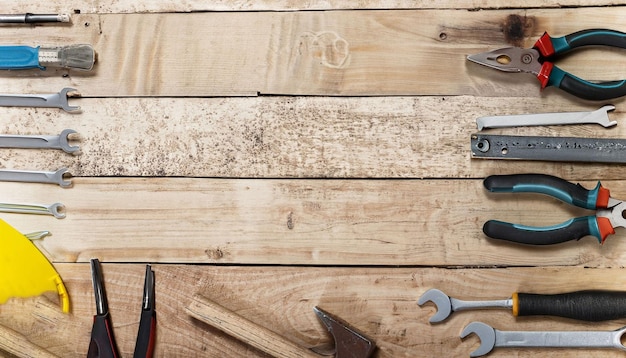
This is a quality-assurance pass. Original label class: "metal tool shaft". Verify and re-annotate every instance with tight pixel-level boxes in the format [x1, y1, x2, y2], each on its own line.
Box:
[0, 13, 70, 23]
[476, 105, 616, 130]
[494, 328, 626, 349]
[471, 133, 626, 163]
[0, 168, 72, 187]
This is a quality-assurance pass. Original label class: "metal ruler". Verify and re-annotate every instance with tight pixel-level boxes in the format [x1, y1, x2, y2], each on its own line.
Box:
[471, 134, 626, 163]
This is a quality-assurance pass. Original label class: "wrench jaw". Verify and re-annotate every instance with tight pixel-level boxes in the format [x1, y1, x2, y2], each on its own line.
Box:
[460, 322, 496, 358]
[48, 202, 66, 219]
[58, 87, 81, 113]
[52, 168, 73, 188]
[417, 289, 452, 324]
[59, 129, 80, 155]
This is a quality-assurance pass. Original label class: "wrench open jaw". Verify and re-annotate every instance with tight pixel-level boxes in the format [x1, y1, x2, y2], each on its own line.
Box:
[418, 289, 511, 324]
[460, 322, 497, 357]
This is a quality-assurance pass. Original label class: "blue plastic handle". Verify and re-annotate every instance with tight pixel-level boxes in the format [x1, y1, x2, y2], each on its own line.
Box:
[0, 45, 42, 70]
[484, 174, 599, 210]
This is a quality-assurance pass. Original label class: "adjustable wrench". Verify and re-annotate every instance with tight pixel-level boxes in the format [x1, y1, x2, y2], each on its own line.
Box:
[0, 168, 72, 187]
[461, 321, 626, 357]
[0, 88, 80, 112]
[0, 129, 79, 154]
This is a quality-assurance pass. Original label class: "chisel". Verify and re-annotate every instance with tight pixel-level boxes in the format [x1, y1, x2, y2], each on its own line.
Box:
[0, 44, 95, 70]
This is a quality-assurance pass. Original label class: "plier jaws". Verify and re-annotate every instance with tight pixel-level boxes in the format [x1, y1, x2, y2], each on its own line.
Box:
[467, 47, 543, 75]
[483, 174, 626, 245]
[87, 259, 156, 358]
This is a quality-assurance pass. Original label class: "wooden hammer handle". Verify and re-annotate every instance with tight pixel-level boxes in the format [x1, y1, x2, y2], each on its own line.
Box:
[0, 324, 59, 358]
[186, 294, 319, 358]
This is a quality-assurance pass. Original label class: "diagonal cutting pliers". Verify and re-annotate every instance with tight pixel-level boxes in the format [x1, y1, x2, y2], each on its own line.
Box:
[482, 174, 626, 245]
[87, 259, 156, 358]
[468, 29, 626, 101]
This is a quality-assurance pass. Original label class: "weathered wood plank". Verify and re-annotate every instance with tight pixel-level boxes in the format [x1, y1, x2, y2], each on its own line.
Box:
[5, 0, 618, 13]
[1, 96, 624, 179]
[2, 177, 624, 267]
[1, 9, 625, 96]
[1, 264, 625, 357]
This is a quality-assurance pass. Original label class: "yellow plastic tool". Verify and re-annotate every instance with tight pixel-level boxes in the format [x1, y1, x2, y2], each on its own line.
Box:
[0, 219, 69, 312]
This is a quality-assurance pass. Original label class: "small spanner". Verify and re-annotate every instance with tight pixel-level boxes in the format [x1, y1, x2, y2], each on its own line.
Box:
[461, 321, 626, 357]
[0, 129, 79, 154]
[0, 87, 80, 112]
[0, 168, 72, 187]
[0, 202, 65, 219]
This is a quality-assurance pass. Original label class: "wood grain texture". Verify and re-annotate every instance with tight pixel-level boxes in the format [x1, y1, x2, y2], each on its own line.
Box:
[3, 0, 618, 13]
[1, 264, 626, 358]
[2, 177, 626, 267]
[2, 3, 626, 358]
[0, 8, 626, 96]
[1, 95, 625, 179]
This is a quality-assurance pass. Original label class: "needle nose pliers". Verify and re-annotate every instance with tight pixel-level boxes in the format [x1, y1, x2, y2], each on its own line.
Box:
[87, 258, 156, 358]
[468, 29, 626, 100]
[482, 174, 626, 245]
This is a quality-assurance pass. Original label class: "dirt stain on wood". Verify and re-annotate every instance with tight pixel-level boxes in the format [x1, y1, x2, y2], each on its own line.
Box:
[502, 14, 535, 47]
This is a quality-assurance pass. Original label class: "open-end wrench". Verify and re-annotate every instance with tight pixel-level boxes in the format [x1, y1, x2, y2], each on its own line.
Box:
[0, 168, 72, 187]
[0, 202, 65, 219]
[0, 129, 79, 154]
[418, 288, 626, 323]
[476, 105, 617, 130]
[460, 321, 626, 357]
[0, 88, 80, 112]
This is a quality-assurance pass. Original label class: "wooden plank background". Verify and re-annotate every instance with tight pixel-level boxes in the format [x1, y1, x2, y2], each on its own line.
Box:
[1, 1, 626, 357]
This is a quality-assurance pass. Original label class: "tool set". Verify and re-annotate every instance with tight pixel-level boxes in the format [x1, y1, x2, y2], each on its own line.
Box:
[1, 8, 625, 357]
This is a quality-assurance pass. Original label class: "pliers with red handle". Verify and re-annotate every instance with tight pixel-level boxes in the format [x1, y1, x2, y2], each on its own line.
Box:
[87, 259, 156, 358]
[483, 174, 626, 245]
[468, 29, 626, 101]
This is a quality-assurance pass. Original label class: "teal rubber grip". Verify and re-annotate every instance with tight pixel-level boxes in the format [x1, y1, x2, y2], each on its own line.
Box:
[484, 174, 599, 210]
[0, 45, 42, 70]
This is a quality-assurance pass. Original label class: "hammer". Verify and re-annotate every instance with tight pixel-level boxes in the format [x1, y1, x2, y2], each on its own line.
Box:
[186, 293, 376, 358]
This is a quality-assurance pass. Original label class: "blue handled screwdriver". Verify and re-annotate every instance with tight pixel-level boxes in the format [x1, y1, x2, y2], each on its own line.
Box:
[0, 44, 95, 71]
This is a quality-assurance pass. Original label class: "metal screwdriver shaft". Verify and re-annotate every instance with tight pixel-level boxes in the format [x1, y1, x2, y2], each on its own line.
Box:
[0, 13, 71, 23]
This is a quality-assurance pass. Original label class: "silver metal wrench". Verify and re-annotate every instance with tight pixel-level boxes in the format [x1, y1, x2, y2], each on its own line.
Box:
[0, 129, 79, 154]
[461, 321, 626, 357]
[476, 105, 617, 130]
[0, 202, 65, 219]
[0, 87, 80, 112]
[0, 168, 72, 187]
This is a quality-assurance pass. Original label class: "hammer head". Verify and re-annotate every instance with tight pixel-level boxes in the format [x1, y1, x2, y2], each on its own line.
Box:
[313, 307, 376, 358]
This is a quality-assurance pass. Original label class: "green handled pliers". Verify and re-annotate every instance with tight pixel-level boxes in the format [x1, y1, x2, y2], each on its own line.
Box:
[468, 29, 626, 101]
[483, 174, 626, 245]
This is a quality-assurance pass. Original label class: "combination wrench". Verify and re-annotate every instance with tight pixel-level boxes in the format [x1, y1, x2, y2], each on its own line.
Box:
[461, 321, 626, 357]
[0, 168, 72, 187]
[0, 202, 65, 219]
[0, 87, 80, 112]
[0, 129, 79, 154]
